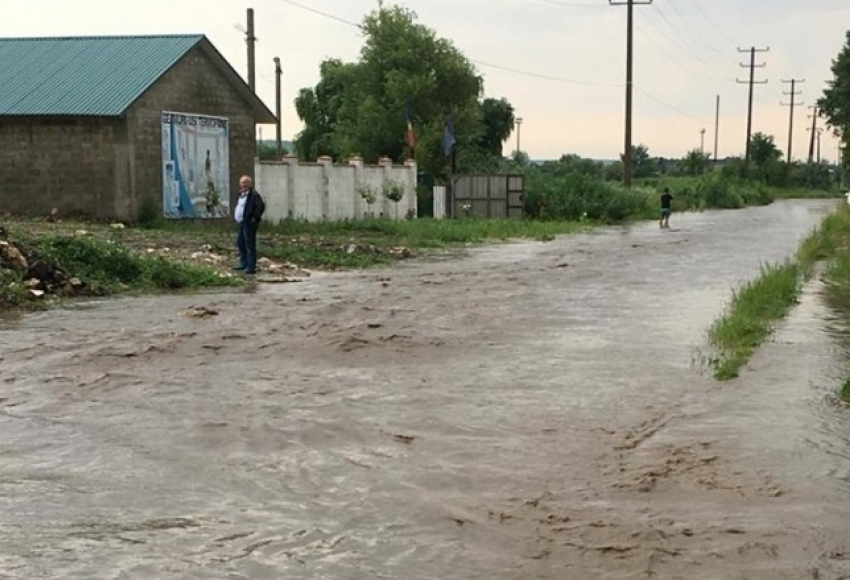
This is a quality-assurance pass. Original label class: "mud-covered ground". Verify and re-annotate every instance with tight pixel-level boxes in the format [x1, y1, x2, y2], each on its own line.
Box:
[2, 200, 850, 579]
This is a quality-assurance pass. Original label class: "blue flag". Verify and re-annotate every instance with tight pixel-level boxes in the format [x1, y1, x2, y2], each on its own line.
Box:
[443, 114, 456, 157]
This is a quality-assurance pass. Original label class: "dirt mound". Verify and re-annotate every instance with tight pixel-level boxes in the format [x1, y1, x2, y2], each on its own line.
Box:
[0, 227, 88, 303]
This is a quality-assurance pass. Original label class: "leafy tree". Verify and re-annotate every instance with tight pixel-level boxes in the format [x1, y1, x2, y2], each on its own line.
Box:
[293, 5, 512, 178]
[631, 144, 659, 179]
[750, 132, 782, 168]
[478, 97, 515, 157]
[681, 149, 712, 176]
[749, 132, 783, 183]
[603, 160, 623, 182]
[256, 142, 289, 161]
[818, 30, 850, 172]
[294, 59, 358, 161]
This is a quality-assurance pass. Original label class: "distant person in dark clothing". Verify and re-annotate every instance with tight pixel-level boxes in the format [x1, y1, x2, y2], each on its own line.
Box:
[660, 187, 673, 229]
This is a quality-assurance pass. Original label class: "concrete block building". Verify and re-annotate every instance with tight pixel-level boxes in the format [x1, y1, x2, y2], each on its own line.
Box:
[0, 35, 275, 221]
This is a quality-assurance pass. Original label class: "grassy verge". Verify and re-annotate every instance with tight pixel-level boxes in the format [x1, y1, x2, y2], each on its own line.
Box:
[707, 262, 801, 380]
[707, 205, 850, 381]
[1, 231, 237, 310]
[146, 217, 592, 269]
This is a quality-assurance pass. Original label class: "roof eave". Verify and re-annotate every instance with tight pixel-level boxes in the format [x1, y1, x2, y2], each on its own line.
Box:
[196, 37, 277, 125]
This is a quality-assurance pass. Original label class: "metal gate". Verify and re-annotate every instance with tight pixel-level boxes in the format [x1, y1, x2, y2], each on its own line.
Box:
[450, 174, 525, 219]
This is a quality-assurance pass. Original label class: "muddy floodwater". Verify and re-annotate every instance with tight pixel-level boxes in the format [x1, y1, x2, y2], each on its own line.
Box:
[4, 200, 850, 579]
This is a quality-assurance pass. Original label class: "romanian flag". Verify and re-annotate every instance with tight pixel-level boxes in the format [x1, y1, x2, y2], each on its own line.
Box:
[405, 100, 416, 153]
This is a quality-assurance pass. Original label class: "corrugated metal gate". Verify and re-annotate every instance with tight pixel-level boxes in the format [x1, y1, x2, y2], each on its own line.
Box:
[450, 174, 525, 219]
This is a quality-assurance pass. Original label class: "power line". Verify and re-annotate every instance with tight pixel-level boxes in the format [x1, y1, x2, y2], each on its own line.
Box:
[271, 0, 711, 131]
[533, 0, 606, 7]
[682, 0, 744, 49]
[471, 59, 621, 88]
[633, 18, 736, 84]
[275, 0, 362, 28]
[649, 3, 712, 66]
[663, 0, 737, 64]
[633, 86, 712, 125]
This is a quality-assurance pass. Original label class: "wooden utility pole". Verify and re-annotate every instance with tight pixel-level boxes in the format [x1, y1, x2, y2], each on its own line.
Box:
[246, 8, 257, 92]
[807, 106, 819, 164]
[274, 57, 282, 159]
[610, 0, 653, 187]
[736, 46, 769, 177]
[713, 95, 720, 162]
[780, 78, 804, 164]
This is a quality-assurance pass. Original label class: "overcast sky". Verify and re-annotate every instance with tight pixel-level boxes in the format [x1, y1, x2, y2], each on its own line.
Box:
[3, 0, 848, 161]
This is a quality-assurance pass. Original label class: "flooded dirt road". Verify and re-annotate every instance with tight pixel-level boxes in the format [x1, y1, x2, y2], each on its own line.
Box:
[2, 200, 850, 579]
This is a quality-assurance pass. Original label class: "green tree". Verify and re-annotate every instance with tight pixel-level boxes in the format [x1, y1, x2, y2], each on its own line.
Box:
[256, 142, 289, 161]
[294, 5, 509, 178]
[819, 30, 850, 173]
[750, 132, 782, 168]
[631, 144, 659, 179]
[478, 97, 515, 157]
[294, 59, 357, 161]
[749, 132, 783, 182]
[681, 149, 712, 176]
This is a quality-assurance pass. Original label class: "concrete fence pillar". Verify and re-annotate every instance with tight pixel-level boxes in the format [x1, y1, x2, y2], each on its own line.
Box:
[281, 154, 297, 219]
[349, 157, 365, 218]
[404, 158, 417, 219]
[379, 156, 393, 218]
[433, 185, 446, 219]
[318, 155, 333, 220]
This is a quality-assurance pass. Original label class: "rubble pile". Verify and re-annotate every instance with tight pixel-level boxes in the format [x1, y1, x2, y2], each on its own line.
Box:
[0, 228, 87, 301]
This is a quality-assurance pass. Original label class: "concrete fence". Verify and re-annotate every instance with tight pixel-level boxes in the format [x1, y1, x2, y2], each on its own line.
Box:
[254, 156, 417, 222]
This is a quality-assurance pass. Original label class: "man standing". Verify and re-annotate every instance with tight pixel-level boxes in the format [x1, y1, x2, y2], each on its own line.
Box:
[659, 187, 673, 229]
[233, 175, 262, 275]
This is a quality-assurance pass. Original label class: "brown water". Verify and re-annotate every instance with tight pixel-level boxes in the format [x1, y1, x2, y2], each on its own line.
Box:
[2, 200, 849, 579]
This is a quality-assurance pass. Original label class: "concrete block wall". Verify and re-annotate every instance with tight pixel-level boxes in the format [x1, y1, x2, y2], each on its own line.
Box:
[256, 157, 417, 222]
[0, 117, 121, 219]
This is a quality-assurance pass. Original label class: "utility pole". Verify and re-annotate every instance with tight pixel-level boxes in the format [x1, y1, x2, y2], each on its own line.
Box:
[610, 0, 653, 187]
[807, 106, 819, 164]
[246, 8, 257, 92]
[736, 46, 769, 177]
[780, 78, 804, 164]
[515, 117, 523, 155]
[810, 127, 824, 164]
[274, 57, 282, 159]
[700, 128, 706, 154]
[714, 95, 720, 162]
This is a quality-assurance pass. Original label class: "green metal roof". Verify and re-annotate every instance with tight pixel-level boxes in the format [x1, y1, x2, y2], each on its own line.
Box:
[0, 35, 274, 121]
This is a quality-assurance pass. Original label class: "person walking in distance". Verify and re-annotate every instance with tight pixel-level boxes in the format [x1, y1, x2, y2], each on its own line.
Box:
[233, 175, 265, 275]
[660, 187, 673, 229]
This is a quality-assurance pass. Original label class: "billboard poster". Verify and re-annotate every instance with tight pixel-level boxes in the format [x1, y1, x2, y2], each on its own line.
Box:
[161, 111, 230, 219]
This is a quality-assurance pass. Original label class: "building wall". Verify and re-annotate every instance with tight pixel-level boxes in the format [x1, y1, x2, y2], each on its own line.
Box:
[125, 45, 258, 222]
[255, 157, 418, 223]
[0, 116, 123, 219]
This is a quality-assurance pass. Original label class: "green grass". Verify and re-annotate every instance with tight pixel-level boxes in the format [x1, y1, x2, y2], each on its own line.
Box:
[769, 185, 844, 200]
[145, 217, 592, 269]
[265, 217, 590, 246]
[708, 262, 801, 380]
[707, 206, 850, 381]
[841, 378, 850, 403]
[2, 233, 238, 310]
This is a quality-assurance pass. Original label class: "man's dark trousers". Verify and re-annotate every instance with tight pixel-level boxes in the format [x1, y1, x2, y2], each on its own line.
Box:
[236, 221, 258, 273]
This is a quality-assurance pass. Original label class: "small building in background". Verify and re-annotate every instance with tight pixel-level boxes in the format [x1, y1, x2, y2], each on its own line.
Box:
[0, 34, 275, 222]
